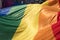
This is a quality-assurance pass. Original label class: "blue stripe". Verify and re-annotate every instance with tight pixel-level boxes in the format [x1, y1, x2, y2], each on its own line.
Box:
[0, 7, 11, 16]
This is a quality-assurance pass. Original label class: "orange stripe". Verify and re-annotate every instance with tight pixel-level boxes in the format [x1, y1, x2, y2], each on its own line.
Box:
[34, 5, 57, 40]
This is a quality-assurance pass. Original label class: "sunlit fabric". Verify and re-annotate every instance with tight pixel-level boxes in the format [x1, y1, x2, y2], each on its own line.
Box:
[0, 0, 60, 40]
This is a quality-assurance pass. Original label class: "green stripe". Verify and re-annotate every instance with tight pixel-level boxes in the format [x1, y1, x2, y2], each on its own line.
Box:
[0, 5, 27, 40]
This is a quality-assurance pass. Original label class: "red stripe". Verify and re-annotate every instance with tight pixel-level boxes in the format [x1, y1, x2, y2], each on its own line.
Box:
[58, 0, 60, 4]
[52, 12, 60, 40]
[58, 0, 60, 7]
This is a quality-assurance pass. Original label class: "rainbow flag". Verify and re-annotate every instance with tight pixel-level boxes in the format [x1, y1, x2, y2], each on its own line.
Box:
[0, 0, 60, 40]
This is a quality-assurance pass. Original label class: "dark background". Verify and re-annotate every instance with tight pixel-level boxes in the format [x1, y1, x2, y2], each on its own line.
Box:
[2, 0, 46, 8]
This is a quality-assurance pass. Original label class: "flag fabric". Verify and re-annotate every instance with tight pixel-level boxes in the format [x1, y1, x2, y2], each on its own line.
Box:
[0, 0, 60, 40]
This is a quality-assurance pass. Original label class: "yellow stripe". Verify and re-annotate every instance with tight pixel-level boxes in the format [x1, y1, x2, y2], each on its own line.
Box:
[12, 1, 49, 40]
[12, 4, 41, 40]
